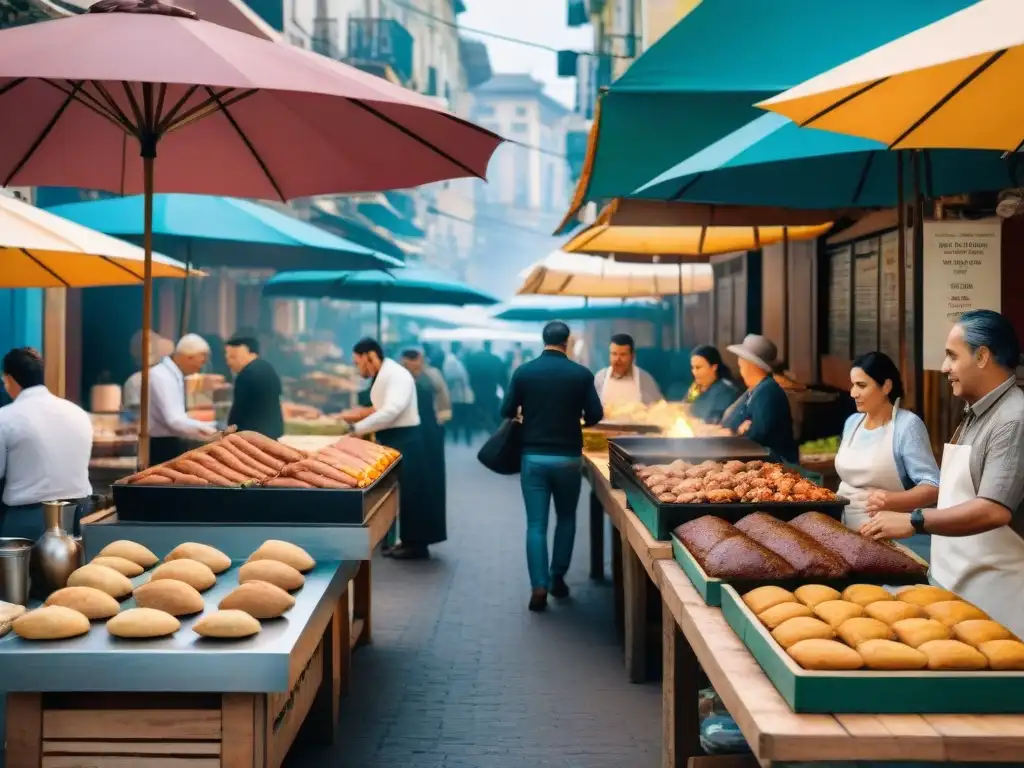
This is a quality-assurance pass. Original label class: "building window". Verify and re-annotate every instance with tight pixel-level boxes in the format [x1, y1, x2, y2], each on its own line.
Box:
[511, 122, 529, 134]
[476, 104, 495, 117]
[515, 105, 528, 117]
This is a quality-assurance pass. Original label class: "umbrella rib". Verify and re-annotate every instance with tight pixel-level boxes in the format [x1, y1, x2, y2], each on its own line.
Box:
[154, 83, 168, 131]
[200, 86, 285, 201]
[349, 98, 483, 179]
[799, 78, 888, 128]
[669, 172, 703, 202]
[156, 84, 202, 133]
[570, 224, 607, 253]
[851, 151, 876, 205]
[37, 79, 129, 134]
[98, 254, 146, 282]
[165, 89, 257, 135]
[83, 81, 138, 134]
[19, 249, 70, 288]
[3, 83, 82, 187]
[0, 77, 25, 98]
[120, 81, 147, 135]
[889, 50, 1006, 149]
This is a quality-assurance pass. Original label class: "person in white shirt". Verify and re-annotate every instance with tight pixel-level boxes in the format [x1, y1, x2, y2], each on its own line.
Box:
[123, 331, 174, 417]
[148, 334, 217, 465]
[0, 348, 93, 540]
[340, 338, 441, 560]
[593, 333, 663, 409]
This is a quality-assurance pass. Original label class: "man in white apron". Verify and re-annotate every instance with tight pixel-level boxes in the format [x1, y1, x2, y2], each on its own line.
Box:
[862, 310, 1024, 637]
[593, 333, 662, 409]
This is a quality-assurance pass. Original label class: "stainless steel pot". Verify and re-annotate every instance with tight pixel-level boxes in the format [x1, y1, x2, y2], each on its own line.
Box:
[0, 537, 33, 606]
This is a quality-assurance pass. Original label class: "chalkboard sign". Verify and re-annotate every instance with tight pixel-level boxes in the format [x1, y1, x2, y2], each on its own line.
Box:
[828, 246, 852, 359]
[879, 231, 900, 361]
[854, 238, 880, 356]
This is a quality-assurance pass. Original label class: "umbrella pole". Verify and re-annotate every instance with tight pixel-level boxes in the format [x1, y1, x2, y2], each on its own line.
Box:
[179, 242, 192, 340]
[138, 155, 155, 470]
[896, 152, 907, 404]
[376, 300, 382, 340]
[677, 261, 684, 350]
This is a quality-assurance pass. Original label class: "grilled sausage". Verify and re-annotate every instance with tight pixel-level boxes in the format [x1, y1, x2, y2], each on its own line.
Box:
[235, 431, 305, 463]
[291, 470, 349, 489]
[265, 477, 315, 488]
[189, 453, 248, 485]
[153, 467, 211, 486]
[208, 445, 267, 480]
[286, 459, 357, 487]
[219, 440, 277, 477]
[225, 434, 286, 471]
[133, 474, 173, 485]
[176, 459, 234, 487]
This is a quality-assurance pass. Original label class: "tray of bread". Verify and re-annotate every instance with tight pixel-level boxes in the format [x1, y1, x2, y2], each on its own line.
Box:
[721, 582, 1024, 714]
[672, 512, 929, 606]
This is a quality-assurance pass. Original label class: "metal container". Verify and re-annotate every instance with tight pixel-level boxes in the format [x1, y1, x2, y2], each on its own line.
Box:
[608, 435, 770, 467]
[29, 501, 82, 600]
[0, 537, 33, 606]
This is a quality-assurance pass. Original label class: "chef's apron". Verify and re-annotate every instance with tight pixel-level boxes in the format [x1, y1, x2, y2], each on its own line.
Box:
[600, 366, 642, 408]
[835, 400, 905, 532]
[931, 422, 1024, 638]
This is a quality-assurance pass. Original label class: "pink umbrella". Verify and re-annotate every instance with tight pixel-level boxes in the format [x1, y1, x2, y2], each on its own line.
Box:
[0, 0, 503, 467]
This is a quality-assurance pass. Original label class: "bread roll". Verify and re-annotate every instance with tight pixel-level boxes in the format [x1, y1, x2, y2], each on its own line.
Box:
[794, 584, 841, 608]
[97, 540, 158, 568]
[892, 618, 952, 648]
[836, 617, 895, 648]
[743, 585, 797, 615]
[758, 601, 813, 630]
[149, 559, 217, 592]
[132, 579, 205, 616]
[219, 580, 295, 619]
[107, 607, 180, 638]
[841, 584, 894, 607]
[13, 605, 90, 640]
[952, 619, 1014, 648]
[858, 639, 929, 670]
[165, 542, 231, 574]
[896, 585, 958, 607]
[978, 640, 1024, 671]
[248, 540, 315, 573]
[924, 600, 988, 628]
[813, 600, 864, 629]
[45, 586, 120, 620]
[771, 616, 835, 649]
[918, 639, 988, 671]
[193, 609, 261, 639]
[864, 600, 924, 625]
[89, 556, 144, 578]
[67, 564, 133, 598]
[787, 638, 863, 670]
[238, 560, 304, 592]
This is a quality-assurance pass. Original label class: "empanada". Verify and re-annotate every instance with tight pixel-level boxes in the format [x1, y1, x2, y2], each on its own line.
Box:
[771, 616, 835, 649]
[813, 600, 864, 629]
[758, 601, 814, 630]
[892, 618, 952, 648]
[896, 585, 958, 607]
[836, 617, 895, 648]
[841, 584, 894, 607]
[149, 559, 217, 592]
[952, 620, 1014, 648]
[918, 639, 988, 671]
[864, 600, 924, 625]
[858, 639, 928, 670]
[793, 584, 841, 608]
[978, 640, 1024, 671]
[924, 600, 988, 628]
[787, 638, 863, 670]
[743, 585, 797, 615]
[165, 542, 231, 574]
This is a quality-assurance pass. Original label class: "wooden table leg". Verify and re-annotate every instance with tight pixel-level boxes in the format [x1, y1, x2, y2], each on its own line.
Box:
[611, 526, 624, 640]
[222, 694, 257, 768]
[662, 607, 701, 767]
[623, 539, 648, 683]
[352, 559, 372, 649]
[337, 586, 352, 697]
[304, 598, 344, 745]
[589, 490, 604, 581]
[5, 693, 42, 768]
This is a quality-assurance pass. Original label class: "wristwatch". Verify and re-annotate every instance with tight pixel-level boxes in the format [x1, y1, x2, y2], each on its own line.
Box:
[910, 509, 927, 534]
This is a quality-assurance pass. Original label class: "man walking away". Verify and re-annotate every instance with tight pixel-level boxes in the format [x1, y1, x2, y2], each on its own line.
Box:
[501, 321, 603, 612]
[224, 335, 284, 438]
[443, 342, 474, 445]
[468, 340, 505, 434]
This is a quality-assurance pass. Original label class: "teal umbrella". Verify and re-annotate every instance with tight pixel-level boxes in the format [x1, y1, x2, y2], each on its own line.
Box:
[633, 113, 1021, 208]
[558, 0, 975, 232]
[495, 298, 667, 323]
[263, 267, 499, 336]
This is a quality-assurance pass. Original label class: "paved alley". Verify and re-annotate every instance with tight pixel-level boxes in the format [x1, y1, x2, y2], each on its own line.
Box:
[289, 441, 661, 768]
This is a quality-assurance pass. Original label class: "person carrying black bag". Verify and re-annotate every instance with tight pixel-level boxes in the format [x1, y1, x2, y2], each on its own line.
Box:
[492, 321, 603, 612]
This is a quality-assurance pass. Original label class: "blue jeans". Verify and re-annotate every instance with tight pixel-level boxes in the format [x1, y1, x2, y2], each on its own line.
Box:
[520, 453, 582, 591]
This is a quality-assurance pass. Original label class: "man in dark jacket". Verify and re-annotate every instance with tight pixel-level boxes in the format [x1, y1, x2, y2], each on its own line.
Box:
[225, 335, 284, 438]
[500, 321, 603, 612]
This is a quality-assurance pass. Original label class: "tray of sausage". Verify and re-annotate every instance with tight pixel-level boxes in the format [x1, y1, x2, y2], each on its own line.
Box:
[112, 432, 401, 525]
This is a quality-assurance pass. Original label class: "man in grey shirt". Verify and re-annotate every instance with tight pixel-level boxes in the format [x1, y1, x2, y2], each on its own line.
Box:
[864, 309, 1024, 636]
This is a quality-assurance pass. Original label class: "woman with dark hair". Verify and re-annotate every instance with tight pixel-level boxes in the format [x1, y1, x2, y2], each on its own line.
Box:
[689, 345, 740, 425]
[835, 351, 939, 539]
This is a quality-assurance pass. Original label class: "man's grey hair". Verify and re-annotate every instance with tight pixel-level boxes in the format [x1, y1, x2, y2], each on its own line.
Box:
[958, 309, 1021, 370]
[175, 333, 211, 356]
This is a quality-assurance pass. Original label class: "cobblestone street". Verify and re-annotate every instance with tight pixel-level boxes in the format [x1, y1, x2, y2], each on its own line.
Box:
[289, 442, 661, 768]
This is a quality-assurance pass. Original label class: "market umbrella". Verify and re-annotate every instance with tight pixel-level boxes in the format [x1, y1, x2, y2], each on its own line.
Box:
[517, 252, 713, 300]
[758, 0, 1023, 151]
[262, 267, 500, 336]
[47, 193, 403, 335]
[0, 0, 502, 467]
[494, 296, 668, 323]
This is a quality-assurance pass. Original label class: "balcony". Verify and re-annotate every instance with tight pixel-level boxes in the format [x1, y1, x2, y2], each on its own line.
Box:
[311, 17, 339, 59]
[346, 17, 414, 87]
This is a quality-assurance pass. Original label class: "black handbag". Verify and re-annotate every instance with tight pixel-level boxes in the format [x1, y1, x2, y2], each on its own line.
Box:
[477, 416, 522, 475]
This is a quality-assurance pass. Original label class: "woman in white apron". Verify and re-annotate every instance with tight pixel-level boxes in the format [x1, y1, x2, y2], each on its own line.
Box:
[835, 353, 939, 559]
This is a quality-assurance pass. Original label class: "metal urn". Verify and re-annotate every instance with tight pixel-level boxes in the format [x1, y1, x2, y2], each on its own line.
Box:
[29, 501, 82, 599]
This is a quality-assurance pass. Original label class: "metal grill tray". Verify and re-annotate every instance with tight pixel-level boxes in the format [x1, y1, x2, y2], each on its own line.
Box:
[112, 457, 400, 525]
[608, 435, 770, 467]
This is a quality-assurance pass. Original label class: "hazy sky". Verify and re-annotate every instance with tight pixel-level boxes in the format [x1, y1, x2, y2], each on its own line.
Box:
[459, 1, 593, 109]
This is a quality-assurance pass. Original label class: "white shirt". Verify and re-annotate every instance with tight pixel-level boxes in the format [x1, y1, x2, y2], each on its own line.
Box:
[123, 370, 143, 409]
[0, 386, 93, 506]
[149, 357, 211, 438]
[355, 358, 421, 435]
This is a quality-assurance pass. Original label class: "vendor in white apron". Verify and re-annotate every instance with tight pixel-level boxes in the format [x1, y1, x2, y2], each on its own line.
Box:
[592, 333, 662, 409]
[835, 353, 939, 559]
[862, 311, 1024, 638]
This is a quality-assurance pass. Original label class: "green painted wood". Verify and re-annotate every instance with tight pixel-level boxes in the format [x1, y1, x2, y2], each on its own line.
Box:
[672, 535, 721, 606]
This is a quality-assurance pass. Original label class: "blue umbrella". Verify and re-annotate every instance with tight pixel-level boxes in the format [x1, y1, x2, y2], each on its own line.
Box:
[633, 113, 1022, 209]
[263, 267, 499, 336]
[495, 298, 667, 323]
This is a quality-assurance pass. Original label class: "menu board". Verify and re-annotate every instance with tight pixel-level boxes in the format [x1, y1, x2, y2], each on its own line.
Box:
[922, 220, 1002, 370]
[854, 238, 880, 356]
[828, 246, 852, 359]
[879, 231, 900, 361]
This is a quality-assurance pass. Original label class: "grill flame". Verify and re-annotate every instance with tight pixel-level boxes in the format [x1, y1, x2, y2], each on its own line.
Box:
[667, 417, 694, 438]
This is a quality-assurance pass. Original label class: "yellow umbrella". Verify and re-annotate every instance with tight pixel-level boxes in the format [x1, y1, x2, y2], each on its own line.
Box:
[564, 200, 833, 261]
[758, 0, 1023, 150]
[0, 192, 198, 287]
[517, 251, 713, 299]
